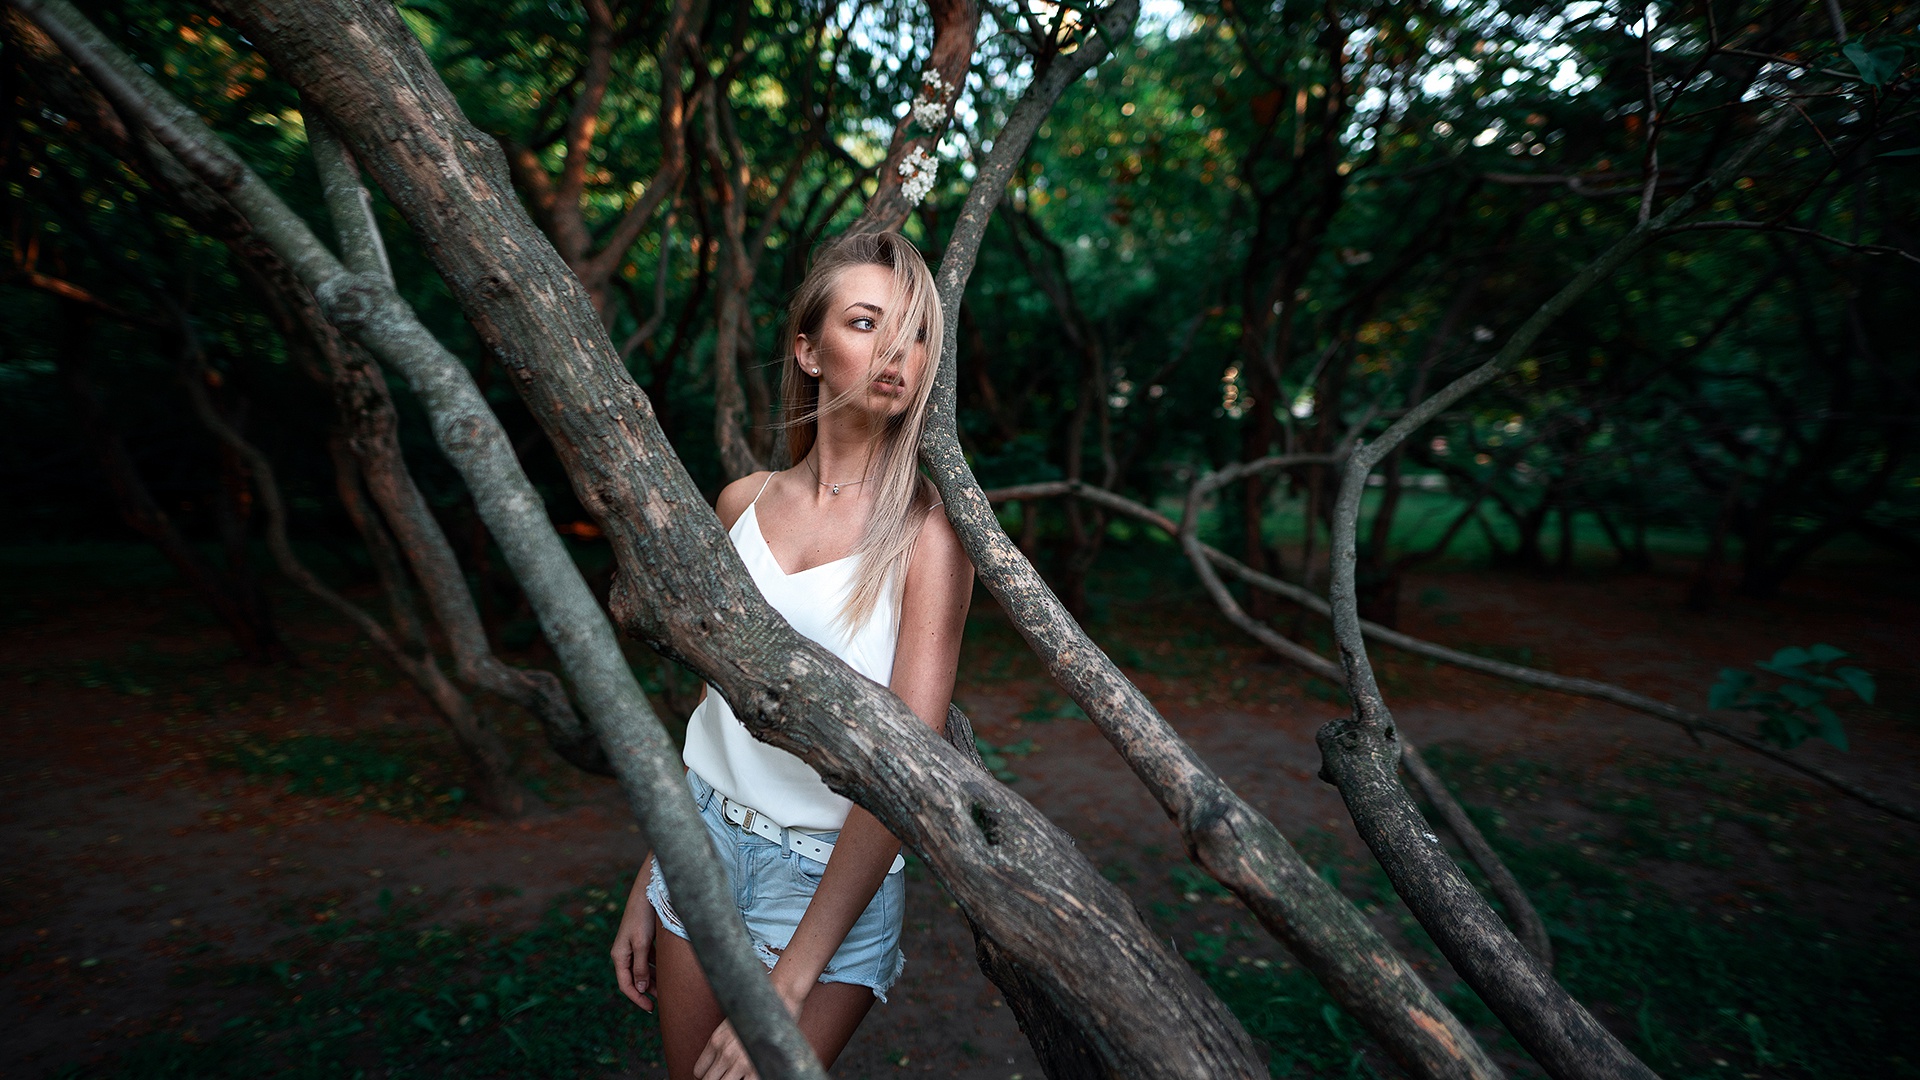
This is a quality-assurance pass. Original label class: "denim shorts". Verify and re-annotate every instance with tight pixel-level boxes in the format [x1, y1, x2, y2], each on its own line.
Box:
[646, 770, 906, 1002]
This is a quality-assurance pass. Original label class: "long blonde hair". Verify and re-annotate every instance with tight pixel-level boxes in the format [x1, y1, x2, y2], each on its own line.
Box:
[778, 232, 943, 630]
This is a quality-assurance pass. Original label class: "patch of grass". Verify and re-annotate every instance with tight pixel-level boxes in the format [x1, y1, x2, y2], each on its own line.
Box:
[1498, 837, 1912, 1077]
[78, 885, 658, 1079]
[1186, 930, 1378, 1077]
[1181, 749, 1912, 1077]
[208, 731, 473, 821]
[1414, 748, 1914, 1077]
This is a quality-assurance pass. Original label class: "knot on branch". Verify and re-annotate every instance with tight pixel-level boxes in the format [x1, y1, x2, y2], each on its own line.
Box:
[970, 801, 1003, 846]
[607, 569, 668, 645]
[313, 272, 387, 331]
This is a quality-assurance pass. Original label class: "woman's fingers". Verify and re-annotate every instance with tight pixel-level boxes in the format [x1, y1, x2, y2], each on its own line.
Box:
[694, 1020, 760, 1080]
[610, 904, 658, 1011]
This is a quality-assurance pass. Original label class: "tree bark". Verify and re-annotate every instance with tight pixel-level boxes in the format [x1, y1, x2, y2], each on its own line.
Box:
[944, 705, 1105, 1080]
[914, 6, 1505, 1078]
[35, 0, 1265, 1072]
[1318, 112, 1792, 1080]
[15, 4, 832, 1074]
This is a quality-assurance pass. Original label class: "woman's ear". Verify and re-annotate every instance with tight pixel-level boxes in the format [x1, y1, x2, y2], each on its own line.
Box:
[794, 334, 816, 375]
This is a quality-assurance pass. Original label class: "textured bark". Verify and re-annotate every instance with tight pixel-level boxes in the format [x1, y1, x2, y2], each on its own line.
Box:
[14, 5, 831, 1075]
[34, 0, 1265, 1073]
[1398, 745, 1553, 968]
[305, 117, 612, 777]
[912, 5, 1504, 1078]
[944, 706, 1105, 1080]
[1317, 113, 1794, 1080]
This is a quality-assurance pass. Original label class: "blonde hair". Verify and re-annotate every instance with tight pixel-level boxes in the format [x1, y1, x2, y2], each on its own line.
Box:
[778, 232, 943, 630]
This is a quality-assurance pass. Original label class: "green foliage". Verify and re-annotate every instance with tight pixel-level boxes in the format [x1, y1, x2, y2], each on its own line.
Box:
[78, 886, 658, 1078]
[973, 735, 1038, 782]
[1709, 645, 1875, 752]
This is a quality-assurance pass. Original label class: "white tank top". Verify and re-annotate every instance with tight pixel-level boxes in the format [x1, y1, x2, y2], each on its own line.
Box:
[681, 475, 903, 832]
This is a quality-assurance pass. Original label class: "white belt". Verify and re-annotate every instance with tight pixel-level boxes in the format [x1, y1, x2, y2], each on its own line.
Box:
[719, 794, 906, 875]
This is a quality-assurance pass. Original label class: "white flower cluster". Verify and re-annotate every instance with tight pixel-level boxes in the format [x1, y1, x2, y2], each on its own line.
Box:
[910, 69, 951, 131]
[897, 145, 938, 205]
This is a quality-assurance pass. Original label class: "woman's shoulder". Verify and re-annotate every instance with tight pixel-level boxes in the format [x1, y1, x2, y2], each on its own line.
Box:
[714, 470, 776, 531]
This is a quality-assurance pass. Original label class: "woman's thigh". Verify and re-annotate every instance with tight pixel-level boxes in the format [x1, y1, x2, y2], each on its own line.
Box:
[652, 930, 876, 1078]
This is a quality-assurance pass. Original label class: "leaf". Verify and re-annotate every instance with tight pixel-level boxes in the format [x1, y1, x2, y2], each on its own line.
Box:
[1811, 703, 1849, 751]
[1805, 643, 1847, 665]
[1835, 666, 1877, 704]
[1844, 42, 1905, 87]
[1767, 646, 1812, 669]
[1777, 682, 1823, 709]
[1710, 669, 1754, 710]
[1880, 147, 1920, 158]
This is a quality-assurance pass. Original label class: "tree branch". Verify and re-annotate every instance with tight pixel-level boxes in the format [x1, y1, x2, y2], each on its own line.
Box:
[916, 2, 1506, 1076]
[1312, 109, 1795, 1080]
[11, 4, 828, 1074]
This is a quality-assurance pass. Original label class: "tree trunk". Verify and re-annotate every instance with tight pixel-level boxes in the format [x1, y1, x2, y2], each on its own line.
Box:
[49, 0, 1262, 1071]
[1320, 111, 1789, 1080]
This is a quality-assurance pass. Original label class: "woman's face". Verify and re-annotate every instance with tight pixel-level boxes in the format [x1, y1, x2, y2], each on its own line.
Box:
[795, 262, 927, 424]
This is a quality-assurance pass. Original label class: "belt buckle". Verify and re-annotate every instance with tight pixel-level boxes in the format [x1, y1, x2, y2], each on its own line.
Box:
[739, 806, 757, 832]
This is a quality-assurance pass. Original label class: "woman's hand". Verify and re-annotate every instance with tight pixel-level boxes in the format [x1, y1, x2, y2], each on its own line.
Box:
[693, 983, 808, 1080]
[611, 863, 658, 1011]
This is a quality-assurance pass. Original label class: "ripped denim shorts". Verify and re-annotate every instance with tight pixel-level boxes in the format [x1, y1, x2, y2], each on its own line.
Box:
[646, 770, 906, 1002]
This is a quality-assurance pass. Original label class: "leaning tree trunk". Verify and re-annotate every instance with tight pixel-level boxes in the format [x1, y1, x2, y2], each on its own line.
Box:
[211, 0, 1263, 1070]
[4, 7, 602, 790]
[1316, 112, 1794, 1080]
[910, 10, 1506, 1079]
[25, 1, 1267, 1074]
[15, 4, 830, 1075]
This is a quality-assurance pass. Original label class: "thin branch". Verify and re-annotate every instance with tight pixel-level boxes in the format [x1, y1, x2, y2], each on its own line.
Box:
[1668, 220, 1920, 264]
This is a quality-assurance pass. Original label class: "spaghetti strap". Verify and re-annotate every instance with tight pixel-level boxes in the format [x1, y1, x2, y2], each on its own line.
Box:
[748, 471, 775, 508]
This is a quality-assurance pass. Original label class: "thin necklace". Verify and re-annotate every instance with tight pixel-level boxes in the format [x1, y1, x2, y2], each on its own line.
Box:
[805, 455, 873, 497]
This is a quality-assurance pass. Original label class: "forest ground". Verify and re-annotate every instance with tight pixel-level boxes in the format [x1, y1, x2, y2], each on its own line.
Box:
[2, 538, 1915, 1079]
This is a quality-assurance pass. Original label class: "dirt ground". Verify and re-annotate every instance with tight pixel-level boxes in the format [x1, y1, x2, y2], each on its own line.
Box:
[3, 544, 1916, 1078]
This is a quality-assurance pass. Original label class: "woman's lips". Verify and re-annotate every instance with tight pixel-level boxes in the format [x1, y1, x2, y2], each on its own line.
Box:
[871, 375, 906, 395]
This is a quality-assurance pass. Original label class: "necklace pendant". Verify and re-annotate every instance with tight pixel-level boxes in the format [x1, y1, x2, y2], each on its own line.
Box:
[831, 483, 841, 495]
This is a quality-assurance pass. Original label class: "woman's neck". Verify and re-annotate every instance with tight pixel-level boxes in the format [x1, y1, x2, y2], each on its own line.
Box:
[805, 420, 880, 493]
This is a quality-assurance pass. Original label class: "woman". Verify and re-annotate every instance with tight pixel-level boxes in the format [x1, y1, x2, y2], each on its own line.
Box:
[610, 231, 974, 1080]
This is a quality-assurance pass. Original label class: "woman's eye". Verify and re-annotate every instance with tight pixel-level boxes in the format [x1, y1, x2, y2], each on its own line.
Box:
[851, 317, 876, 331]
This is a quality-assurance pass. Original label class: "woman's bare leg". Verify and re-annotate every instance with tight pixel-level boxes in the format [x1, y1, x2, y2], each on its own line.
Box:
[653, 930, 878, 1078]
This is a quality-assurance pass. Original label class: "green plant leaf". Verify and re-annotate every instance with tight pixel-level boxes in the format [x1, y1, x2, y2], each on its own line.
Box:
[1710, 669, 1754, 709]
[1835, 666, 1877, 704]
[1881, 147, 1920, 158]
[1844, 42, 1905, 87]
[1777, 682, 1823, 709]
[1811, 703, 1849, 751]
[1805, 643, 1848, 665]
[1769, 646, 1813, 668]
